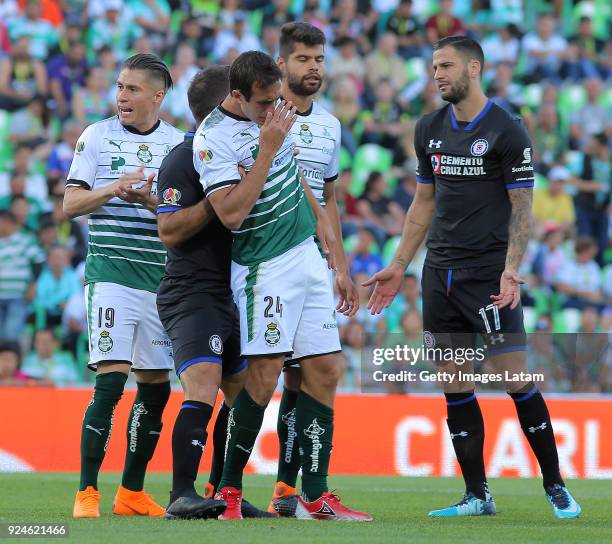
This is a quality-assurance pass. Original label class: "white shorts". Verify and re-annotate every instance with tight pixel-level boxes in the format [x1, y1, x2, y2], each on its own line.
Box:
[232, 237, 341, 359]
[85, 282, 173, 371]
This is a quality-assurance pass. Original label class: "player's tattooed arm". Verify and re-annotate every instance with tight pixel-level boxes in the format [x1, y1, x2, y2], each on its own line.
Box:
[505, 187, 533, 271]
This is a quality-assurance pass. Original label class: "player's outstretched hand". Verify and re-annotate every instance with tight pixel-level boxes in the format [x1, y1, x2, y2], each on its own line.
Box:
[259, 100, 297, 157]
[363, 264, 404, 315]
[336, 272, 359, 317]
[491, 268, 524, 310]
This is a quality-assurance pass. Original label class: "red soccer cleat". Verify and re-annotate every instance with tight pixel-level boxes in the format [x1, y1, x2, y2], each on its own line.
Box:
[295, 491, 373, 521]
[214, 486, 243, 520]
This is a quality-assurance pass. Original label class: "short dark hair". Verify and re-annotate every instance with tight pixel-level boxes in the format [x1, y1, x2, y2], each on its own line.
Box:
[433, 35, 485, 75]
[279, 22, 326, 59]
[230, 51, 281, 101]
[188, 65, 230, 124]
[121, 53, 173, 91]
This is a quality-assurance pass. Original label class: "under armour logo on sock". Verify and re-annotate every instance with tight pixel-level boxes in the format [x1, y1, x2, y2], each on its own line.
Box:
[191, 439, 204, 451]
[528, 422, 547, 433]
[85, 425, 104, 435]
[450, 431, 468, 439]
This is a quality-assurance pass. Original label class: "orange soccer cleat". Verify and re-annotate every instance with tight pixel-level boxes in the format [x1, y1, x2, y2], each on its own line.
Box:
[112, 485, 165, 517]
[73, 486, 100, 518]
[267, 482, 298, 517]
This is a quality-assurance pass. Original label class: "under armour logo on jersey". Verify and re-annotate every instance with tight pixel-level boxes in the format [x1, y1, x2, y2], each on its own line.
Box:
[450, 431, 468, 439]
[522, 147, 531, 164]
[528, 422, 547, 433]
[315, 501, 336, 516]
[489, 334, 505, 345]
[429, 139, 442, 149]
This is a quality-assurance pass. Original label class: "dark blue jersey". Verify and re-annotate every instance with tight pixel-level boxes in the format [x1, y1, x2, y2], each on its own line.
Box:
[156, 133, 232, 296]
[415, 100, 534, 269]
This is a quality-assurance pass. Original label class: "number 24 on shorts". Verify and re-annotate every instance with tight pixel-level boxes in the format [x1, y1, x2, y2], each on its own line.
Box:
[264, 296, 283, 318]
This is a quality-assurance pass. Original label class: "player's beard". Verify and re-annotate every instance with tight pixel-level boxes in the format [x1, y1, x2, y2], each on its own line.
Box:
[443, 69, 470, 104]
[287, 72, 322, 97]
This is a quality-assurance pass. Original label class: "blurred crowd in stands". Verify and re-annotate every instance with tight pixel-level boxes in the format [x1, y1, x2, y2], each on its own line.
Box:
[0, 0, 609, 392]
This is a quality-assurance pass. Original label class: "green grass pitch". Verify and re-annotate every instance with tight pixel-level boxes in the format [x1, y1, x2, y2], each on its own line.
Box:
[1, 473, 611, 543]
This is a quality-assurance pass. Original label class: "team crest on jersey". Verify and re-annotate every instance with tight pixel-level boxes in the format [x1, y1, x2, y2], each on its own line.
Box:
[431, 154, 442, 174]
[98, 331, 113, 353]
[209, 334, 223, 355]
[264, 322, 280, 346]
[299, 124, 313, 144]
[470, 139, 488, 156]
[137, 144, 153, 163]
[76, 140, 85, 153]
[162, 187, 181, 204]
[199, 149, 213, 161]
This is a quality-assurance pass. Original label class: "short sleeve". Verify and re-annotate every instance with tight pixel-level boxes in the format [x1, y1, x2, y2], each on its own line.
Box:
[323, 119, 341, 183]
[414, 118, 434, 184]
[157, 146, 202, 214]
[499, 119, 535, 190]
[193, 131, 240, 198]
[66, 124, 101, 190]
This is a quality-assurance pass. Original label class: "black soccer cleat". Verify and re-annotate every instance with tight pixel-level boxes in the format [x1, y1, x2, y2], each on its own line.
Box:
[269, 494, 299, 518]
[242, 498, 277, 518]
[165, 492, 227, 520]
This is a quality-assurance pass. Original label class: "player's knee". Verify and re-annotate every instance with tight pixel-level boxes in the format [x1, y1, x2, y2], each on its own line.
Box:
[304, 354, 343, 391]
[180, 362, 221, 403]
[247, 361, 281, 403]
[283, 366, 302, 391]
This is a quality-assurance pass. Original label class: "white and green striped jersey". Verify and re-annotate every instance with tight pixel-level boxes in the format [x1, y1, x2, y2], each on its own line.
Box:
[194, 106, 315, 266]
[0, 231, 45, 299]
[290, 101, 341, 207]
[67, 116, 183, 293]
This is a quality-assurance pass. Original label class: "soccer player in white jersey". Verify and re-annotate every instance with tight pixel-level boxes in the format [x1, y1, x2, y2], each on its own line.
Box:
[193, 50, 371, 521]
[268, 22, 359, 516]
[64, 54, 183, 519]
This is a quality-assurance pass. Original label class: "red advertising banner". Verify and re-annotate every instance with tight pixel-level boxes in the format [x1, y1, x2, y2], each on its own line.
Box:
[1, 388, 611, 478]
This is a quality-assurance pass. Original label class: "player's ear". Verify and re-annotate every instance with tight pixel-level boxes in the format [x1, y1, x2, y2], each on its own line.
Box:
[154, 89, 165, 103]
[231, 89, 244, 104]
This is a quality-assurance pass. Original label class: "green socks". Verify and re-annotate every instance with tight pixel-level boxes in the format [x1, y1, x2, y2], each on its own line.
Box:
[276, 387, 300, 487]
[297, 391, 334, 501]
[80, 372, 128, 490]
[218, 388, 266, 490]
[121, 381, 171, 491]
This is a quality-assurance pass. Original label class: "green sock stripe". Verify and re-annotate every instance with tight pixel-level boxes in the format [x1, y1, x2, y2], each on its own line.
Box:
[245, 264, 259, 342]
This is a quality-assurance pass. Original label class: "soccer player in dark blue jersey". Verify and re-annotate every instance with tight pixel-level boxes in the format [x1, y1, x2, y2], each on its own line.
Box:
[365, 36, 581, 519]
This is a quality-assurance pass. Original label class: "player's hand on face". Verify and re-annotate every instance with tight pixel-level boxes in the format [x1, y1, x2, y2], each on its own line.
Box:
[259, 100, 297, 156]
[336, 272, 359, 317]
[363, 264, 404, 315]
[491, 268, 524, 310]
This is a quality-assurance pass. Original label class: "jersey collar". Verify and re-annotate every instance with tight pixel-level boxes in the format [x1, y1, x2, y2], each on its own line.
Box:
[122, 119, 161, 135]
[449, 99, 493, 132]
[218, 105, 250, 122]
[280, 96, 313, 117]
